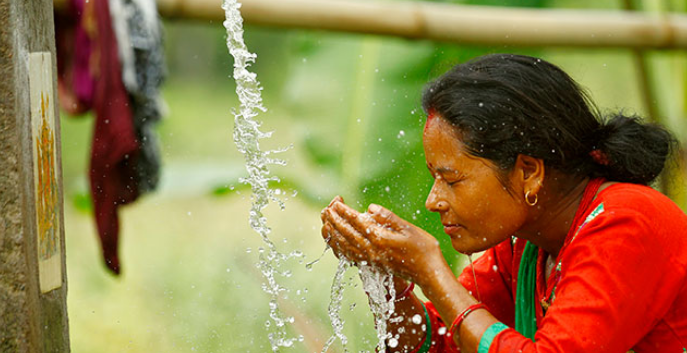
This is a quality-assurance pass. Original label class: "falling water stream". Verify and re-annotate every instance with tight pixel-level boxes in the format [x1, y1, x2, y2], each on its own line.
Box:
[358, 264, 398, 352]
[321, 258, 401, 353]
[223, 1, 402, 351]
[222, 1, 303, 350]
[319, 213, 404, 353]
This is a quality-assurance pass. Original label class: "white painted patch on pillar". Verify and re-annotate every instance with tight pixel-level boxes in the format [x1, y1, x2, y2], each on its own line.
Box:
[28, 52, 62, 293]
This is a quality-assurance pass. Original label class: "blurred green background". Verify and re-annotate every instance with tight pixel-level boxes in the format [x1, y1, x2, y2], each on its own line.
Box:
[60, 0, 687, 352]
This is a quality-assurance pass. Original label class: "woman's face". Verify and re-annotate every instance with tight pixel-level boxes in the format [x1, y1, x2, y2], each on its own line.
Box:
[423, 116, 528, 254]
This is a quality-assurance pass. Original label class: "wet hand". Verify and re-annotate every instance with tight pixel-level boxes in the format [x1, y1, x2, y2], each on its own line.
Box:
[320, 197, 443, 284]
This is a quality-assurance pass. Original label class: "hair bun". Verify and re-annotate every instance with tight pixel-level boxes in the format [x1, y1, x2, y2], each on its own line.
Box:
[593, 114, 676, 184]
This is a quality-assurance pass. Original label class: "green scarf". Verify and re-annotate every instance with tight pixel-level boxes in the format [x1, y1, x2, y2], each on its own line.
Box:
[515, 241, 539, 341]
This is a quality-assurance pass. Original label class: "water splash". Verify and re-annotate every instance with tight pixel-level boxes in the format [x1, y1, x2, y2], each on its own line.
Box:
[321, 257, 400, 353]
[359, 264, 397, 352]
[321, 258, 352, 353]
[222, 1, 300, 350]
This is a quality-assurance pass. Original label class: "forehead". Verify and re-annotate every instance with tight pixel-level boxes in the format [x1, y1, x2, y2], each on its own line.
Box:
[423, 117, 468, 162]
[424, 117, 460, 145]
[423, 118, 499, 179]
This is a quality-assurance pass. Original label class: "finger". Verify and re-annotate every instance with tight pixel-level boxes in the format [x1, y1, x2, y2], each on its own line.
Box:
[323, 222, 366, 262]
[321, 195, 345, 222]
[325, 207, 374, 252]
[331, 202, 381, 238]
[321, 221, 334, 241]
[330, 195, 344, 206]
[367, 204, 410, 232]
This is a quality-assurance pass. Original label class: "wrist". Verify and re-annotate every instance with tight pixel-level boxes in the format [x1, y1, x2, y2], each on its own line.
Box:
[394, 282, 415, 302]
[386, 278, 415, 302]
[415, 258, 456, 297]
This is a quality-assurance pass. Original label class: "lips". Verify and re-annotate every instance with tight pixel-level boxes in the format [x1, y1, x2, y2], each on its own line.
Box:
[443, 224, 463, 235]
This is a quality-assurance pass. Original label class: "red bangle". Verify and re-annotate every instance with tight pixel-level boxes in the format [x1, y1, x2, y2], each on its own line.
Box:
[394, 282, 415, 301]
[448, 303, 488, 338]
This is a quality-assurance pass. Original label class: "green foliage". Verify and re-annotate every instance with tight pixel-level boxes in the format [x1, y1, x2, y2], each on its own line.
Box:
[280, 0, 550, 269]
[71, 191, 93, 214]
[303, 134, 341, 172]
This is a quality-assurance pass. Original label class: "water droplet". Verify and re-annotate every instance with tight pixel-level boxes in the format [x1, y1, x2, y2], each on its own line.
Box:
[412, 314, 422, 324]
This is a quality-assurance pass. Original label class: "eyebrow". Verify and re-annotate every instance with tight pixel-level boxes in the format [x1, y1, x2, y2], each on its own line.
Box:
[437, 167, 460, 174]
[427, 165, 460, 175]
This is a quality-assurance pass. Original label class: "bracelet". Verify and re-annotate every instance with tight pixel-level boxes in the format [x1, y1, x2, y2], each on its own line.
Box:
[448, 302, 488, 339]
[416, 302, 433, 353]
[394, 282, 415, 302]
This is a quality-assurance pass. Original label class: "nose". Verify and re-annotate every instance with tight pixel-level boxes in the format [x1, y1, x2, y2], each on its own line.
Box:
[425, 182, 449, 213]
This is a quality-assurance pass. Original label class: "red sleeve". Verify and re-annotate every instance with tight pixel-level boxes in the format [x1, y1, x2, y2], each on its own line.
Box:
[458, 239, 516, 328]
[410, 240, 517, 353]
[488, 209, 682, 353]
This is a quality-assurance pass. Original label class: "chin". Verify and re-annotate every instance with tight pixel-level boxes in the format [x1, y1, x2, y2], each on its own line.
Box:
[450, 239, 480, 255]
[451, 237, 500, 255]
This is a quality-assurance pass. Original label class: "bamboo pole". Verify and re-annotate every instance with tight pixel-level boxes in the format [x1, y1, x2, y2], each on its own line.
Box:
[620, 0, 672, 195]
[52, 0, 687, 49]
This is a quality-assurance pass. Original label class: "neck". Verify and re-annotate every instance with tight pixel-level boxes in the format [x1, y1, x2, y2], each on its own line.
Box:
[517, 176, 589, 258]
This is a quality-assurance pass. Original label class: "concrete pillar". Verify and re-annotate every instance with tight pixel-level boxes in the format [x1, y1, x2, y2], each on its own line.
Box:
[0, 0, 70, 352]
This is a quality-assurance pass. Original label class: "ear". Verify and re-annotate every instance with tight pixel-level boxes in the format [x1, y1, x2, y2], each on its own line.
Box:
[513, 154, 545, 196]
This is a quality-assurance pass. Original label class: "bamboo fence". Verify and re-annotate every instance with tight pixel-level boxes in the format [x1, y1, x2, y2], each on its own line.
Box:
[51, 0, 687, 198]
[52, 0, 687, 49]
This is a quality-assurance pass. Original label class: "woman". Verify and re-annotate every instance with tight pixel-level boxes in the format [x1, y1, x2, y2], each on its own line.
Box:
[320, 54, 687, 353]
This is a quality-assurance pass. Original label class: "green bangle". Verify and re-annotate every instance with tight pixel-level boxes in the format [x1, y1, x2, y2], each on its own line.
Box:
[415, 302, 433, 353]
[477, 322, 508, 353]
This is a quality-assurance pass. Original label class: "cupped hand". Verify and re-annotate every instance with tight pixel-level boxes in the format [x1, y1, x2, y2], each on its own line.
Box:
[320, 197, 444, 286]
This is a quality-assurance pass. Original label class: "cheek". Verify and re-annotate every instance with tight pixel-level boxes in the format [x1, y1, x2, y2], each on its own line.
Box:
[483, 198, 527, 235]
[468, 188, 526, 235]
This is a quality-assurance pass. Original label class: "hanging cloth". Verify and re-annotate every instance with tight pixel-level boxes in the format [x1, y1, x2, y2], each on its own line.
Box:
[55, 0, 97, 115]
[88, 0, 140, 275]
[55, 0, 139, 275]
[56, 0, 166, 275]
[110, 0, 165, 194]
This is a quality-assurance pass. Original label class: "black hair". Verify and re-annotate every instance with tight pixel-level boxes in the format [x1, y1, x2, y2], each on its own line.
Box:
[421, 53, 676, 185]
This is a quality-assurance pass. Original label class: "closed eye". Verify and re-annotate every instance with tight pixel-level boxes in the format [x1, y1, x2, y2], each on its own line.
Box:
[446, 178, 464, 186]
[429, 166, 465, 185]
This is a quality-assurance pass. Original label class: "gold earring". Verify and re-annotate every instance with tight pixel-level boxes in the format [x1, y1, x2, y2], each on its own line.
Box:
[525, 191, 538, 206]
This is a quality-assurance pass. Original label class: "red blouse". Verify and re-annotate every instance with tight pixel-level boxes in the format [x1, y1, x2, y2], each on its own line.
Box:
[418, 183, 687, 353]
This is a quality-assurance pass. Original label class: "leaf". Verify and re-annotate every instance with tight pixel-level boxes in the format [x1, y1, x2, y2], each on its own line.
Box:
[303, 134, 342, 172]
[72, 191, 93, 214]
